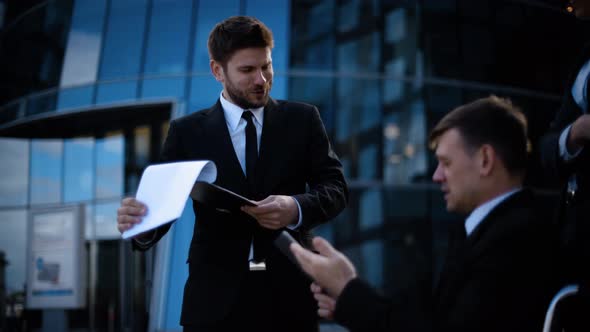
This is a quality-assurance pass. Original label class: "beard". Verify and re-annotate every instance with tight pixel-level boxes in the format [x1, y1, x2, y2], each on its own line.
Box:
[224, 76, 272, 109]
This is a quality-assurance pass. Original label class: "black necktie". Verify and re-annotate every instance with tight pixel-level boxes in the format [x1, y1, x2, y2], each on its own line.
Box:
[242, 111, 257, 185]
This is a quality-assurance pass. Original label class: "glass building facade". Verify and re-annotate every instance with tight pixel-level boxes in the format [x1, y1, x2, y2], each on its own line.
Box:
[0, 0, 587, 331]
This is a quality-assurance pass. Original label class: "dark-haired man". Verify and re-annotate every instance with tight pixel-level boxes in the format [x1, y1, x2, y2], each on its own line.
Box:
[116, 16, 348, 332]
[292, 96, 560, 332]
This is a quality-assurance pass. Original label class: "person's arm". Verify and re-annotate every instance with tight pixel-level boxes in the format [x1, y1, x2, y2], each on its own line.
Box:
[120, 119, 182, 251]
[291, 237, 426, 332]
[242, 105, 347, 231]
[291, 106, 348, 230]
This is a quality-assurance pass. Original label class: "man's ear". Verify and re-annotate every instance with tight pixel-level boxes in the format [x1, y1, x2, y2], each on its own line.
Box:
[479, 144, 495, 176]
[210, 60, 224, 82]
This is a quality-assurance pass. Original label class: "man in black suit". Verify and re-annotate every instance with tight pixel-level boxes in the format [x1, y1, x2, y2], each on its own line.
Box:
[291, 96, 559, 332]
[539, 1, 590, 328]
[116, 16, 348, 332]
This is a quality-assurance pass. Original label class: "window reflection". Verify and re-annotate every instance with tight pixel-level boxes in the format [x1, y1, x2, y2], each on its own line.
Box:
[95, 134, 124, 199]
[64, 137, 94, 203]
[99, 0, 148, 80]
[0, 138, 29, 207]
[143, 0, 193, 75]
[31, 139, 63, 205]
[60, 0, 106, 87]
[94, 202, 120, 239]
[0, 209, 28, 294]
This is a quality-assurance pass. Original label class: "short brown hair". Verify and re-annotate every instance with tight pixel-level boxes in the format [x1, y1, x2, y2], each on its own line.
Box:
[429, 96, 529, 175]
[208, 16, 274, 66]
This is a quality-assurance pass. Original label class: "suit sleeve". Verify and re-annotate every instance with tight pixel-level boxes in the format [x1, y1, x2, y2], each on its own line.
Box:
[539, 96, 582, 182]
[292, 106, 348, 230]
[131, 119, 181, 251]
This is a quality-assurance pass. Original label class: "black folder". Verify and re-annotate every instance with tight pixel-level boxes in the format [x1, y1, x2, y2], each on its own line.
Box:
[190, 181, 257, 212]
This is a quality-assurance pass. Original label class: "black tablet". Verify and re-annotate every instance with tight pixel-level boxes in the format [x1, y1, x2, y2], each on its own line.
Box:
[190, 181, 257, 211]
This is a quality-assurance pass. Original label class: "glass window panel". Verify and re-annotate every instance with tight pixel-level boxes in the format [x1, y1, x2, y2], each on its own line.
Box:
[31, 140, 63, 205]
[135, 126, 150, 167]
[359, 189, 383, 230]
[187, 76, 222, 113]
[385, 8, 407, 44]
[0, 209, 28, 294]
[99, 0, 148, 79]
[96, 81, 138, 104]
[64, 138, 94, 203]
[0, 138, 29, 207]
[94, 202, 120, 239]
[338, 0, 360, 33]
[95, 134, 124, 199]
[307, 0, 334, 39]
[57, 86, 94, 110]
[359, 143, 378, 180]
[191, 0, 240, 72]
[60, 0, 106, 86]
[142, 78, 186, 100]
[143, 0, 193, 75]
[85, 203, 94, 240]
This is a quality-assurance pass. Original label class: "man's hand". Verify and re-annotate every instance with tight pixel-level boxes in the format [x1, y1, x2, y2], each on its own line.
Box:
[241, 195, 298, 230]
[117, 197, 147, 234]
[311, 282, 336, 320]
[568, 114, 590, 151]
[290, 236, 357, 298]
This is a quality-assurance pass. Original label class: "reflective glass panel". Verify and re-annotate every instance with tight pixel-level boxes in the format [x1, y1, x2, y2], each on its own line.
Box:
[0, 138, 29, 207]
[94, 201, 120, 239]
[0, 209, 28, 293]
[60, 0, 106, 86]
[143, 0, 193, 75]
[99, 0, 148, 80]
[64, 138, 94, 203]
[30, 140, 63, 205]
[95, 134, 124, 199]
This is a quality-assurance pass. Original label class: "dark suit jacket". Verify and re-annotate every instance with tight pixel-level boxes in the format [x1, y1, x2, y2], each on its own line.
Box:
[334, 190, 560, 332]
[135, 98, 348, 327]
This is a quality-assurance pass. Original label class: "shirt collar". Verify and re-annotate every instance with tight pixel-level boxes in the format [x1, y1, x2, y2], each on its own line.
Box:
[219, 91, 264, 130]
[464, 187, 522, 236]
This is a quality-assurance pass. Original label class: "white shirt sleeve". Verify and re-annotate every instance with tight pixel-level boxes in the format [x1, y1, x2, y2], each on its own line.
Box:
[287, 197, 303, 230]
[559, 124, 583, 161]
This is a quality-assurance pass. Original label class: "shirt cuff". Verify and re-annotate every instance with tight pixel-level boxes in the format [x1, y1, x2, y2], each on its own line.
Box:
[559, 124, 583, 161]
[287, 197, 303, 230]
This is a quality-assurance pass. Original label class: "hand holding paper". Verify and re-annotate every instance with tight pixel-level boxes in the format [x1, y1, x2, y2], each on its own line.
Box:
[120, 161, 217, 239]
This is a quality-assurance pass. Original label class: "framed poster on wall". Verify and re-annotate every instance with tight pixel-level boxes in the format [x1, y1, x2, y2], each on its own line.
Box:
[26, 205, 86, 309]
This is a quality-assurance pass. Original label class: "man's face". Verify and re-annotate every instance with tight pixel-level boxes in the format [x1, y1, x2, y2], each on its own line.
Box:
[570, 0, 590, 18]
[213, 47, 273, 109]
[432, 129, 481, 215]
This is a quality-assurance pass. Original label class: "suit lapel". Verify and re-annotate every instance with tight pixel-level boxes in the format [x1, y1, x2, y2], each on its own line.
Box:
[201, 101, 248, 193]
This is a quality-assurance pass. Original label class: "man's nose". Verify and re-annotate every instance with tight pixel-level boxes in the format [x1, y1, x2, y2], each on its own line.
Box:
[432, 164, 444, 183]
[254, 69, 267, 84]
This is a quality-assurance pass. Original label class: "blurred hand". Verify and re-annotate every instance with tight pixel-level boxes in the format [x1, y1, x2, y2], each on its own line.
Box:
[311, 282, 336, 320]
[568, 114, 590, 151]
[290, 236, 357, 298]
[116, 197, 147, 234]
[241, 195, 298, 230]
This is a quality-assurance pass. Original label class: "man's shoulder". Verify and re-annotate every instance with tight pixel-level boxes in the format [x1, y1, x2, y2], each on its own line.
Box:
[272, 99, 318, 112]
[172, 104, 218, 126]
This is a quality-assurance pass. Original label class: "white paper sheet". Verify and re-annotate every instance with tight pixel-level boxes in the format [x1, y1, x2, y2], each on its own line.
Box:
[122, 160, 217, 239]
